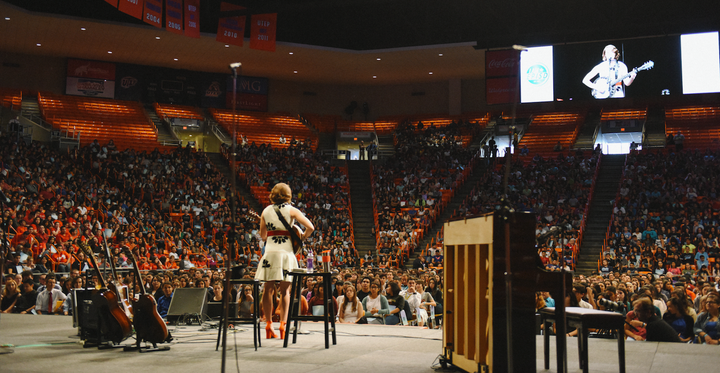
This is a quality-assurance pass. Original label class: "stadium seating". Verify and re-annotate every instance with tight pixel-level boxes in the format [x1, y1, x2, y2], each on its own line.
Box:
[665, 106, 720, 149]
[211, 109, 317, 150]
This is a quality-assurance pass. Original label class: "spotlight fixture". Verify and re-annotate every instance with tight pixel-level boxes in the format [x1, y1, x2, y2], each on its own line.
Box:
[80, 27, 86, 31]
[155, 36, 161, 40]
[429, 72, 433, 75]
[36, 43, 41, 47]
[289, 52, 294, 55]
[108, 51, 112, 54]
[225, 44, 230, 47]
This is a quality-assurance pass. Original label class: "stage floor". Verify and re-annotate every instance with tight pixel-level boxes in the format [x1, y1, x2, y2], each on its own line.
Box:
[1, 314, 719, 373]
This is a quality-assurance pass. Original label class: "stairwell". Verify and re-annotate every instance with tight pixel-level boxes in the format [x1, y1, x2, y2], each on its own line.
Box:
[347, 160, 376, 255]
[576, 154, 626, 274]
[206, 152, 263, 213]
[376, 134, 395, 159]
[143, 103, 176, 144]
[642, 105, 667, 148]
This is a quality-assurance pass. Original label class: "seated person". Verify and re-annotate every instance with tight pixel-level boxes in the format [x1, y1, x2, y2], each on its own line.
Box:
[35, 275, 67, 315]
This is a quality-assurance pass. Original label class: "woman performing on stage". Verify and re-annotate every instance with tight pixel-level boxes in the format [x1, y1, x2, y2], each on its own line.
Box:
[255, 183, 315, 339]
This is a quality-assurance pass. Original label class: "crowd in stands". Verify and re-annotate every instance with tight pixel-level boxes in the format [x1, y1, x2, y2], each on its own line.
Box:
[602, 149, 720, 281]
[369, 119, 478, 268]
[553, 271, 720, 343]
[224, 140, 358, 268]
[456, 151, 600, 270]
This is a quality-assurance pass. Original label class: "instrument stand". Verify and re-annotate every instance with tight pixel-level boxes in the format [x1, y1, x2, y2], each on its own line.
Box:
[123, 341, 170, 353]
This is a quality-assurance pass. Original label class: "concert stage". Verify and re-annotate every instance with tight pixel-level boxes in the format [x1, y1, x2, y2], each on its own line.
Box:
[1, 314, 719, 373]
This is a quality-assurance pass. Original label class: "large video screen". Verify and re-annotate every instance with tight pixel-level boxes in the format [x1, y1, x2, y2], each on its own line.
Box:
[681, 32, 720, 94]
[516, 31, 719, 103]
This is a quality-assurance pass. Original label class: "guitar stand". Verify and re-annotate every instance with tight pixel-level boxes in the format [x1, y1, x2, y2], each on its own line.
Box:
[123, 340, 170, 353]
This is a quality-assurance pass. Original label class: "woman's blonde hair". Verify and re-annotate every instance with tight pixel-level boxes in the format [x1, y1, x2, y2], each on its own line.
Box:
[269, 183, 292, 204]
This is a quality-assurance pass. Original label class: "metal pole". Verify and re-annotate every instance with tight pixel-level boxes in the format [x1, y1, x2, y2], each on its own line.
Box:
[221, 62, 241, 373]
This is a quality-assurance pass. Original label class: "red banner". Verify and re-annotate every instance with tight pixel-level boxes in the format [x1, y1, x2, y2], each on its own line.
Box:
[486, 49, 518, 77]
[250, 13, 277, 52]
[184, 0, 200, 38]
[217, 16, 245, 47]
[226, 93, 268, 112]
[105, 0, 119, 7]
[165, 0, 183, 34]
[486, 77, 518, 105]
[67, 59, 116, 81]
[118, 0, 143, 19]
[143, 0, 163, 28]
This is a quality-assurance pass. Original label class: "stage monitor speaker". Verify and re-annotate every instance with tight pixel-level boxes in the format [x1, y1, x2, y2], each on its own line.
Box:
[167, 288, 208, 318]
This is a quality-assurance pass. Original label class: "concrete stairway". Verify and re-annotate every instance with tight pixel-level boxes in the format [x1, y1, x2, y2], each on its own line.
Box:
[576, 154, 626, 274]
[347, 160, 376, 255]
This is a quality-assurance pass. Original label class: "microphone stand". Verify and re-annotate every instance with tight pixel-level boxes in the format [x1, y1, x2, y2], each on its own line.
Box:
[221, 62, 241, 373]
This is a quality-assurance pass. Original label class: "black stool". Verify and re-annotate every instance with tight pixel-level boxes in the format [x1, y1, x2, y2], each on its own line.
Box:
[283, 271, 336, 349]
[215, 279, 262, 351]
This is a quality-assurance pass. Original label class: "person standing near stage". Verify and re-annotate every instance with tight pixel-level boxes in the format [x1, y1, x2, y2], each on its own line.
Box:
[255, 183, 315, 339]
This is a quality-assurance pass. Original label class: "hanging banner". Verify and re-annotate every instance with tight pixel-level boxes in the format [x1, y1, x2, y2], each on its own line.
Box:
[143, 0, 163, 28]
[486, 77, 518, 105]
[217, 3, 245, 47]
[118, 0, 143, 19]
[486, 49, 518, 77]
[249, 13, 277, 52]
[166, 0, 183, 35]
[67, 59, 116, 80]
[105, 0, 119, 7]
[184, 0, 200, 38]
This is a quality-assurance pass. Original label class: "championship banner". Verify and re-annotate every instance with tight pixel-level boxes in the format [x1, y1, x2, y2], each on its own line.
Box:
[118, 0, 143, 19]
[217, 2, 245, 47]
[486, 49, 518, 77]
[66, 78, 116, 99]
[184, 0, 200, 38]
[486, 77, 517, 105]
[105, 0, 119, 7]
[143, 0, 163, 28]
[249, 13, 277, 52]
[165, 0, 183, 35]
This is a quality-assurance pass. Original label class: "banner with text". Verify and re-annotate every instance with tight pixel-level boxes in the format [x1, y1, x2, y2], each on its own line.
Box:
[165, 0, 183, 35]
[249, 13, 277, 52]
[143, 0, 163, 28]
[200, 74, 227, 108]
[216, 16, 246, 47]
[486, 49, 518, 77]
[184, 0, 200, 38]
[67, 58, 117, 80]
[66, 78, 116, 99]
[226, 93, 268, 112]
[485, 77, 517, 105]
[226, 75, 269, 111]
[118, 0, 143, 19]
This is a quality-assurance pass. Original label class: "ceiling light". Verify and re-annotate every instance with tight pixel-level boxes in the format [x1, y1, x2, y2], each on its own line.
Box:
[438, 53, 443, 56]
[429, 72, 433, 75]
[293, 71, 298, 74]
[376, 58, 381, 61]
[155, 36, 161, 40]
[80, 27, 86, 31]
[289, 52, 294, 55]
[4, 17, 10, 21]
[225, 44, 230, 48]
[108, 51, 112, 54]
[373, 76, 377, 79]
[36, 43, 41, 47]
[173, 58, 178, 61]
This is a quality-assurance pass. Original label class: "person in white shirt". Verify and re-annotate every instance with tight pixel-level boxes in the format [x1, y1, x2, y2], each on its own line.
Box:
[35, 276, 67, 315]
[582, 44, 637, 99]
[337, 284, 364, 323]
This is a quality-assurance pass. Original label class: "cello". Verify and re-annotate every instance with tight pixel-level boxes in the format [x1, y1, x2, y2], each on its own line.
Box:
[79, 242, 133, 344]
[123, 246, 171, 348]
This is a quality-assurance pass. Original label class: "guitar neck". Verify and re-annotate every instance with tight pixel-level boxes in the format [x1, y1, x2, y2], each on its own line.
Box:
[84, 247, 108, 289]
[124, 248, 149, 296]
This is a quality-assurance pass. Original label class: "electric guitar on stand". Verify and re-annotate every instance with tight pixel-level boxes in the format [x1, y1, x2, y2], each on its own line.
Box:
[592, 60, 654, 99]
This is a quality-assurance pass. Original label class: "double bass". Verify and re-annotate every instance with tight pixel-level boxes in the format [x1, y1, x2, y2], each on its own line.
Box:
[79, 242, 132, 344]
[123, 246, 171, 347]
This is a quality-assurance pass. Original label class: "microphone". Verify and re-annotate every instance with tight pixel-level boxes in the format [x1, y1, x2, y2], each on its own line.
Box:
[229, 62, 242, 69]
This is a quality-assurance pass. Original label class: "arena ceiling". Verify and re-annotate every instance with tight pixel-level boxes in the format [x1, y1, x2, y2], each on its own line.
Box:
[0, 0, 718, 85]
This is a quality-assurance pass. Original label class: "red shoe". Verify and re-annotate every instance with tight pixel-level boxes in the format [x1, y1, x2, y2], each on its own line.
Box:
[266, 322, 279, 339]
[279, 321, 286, 340]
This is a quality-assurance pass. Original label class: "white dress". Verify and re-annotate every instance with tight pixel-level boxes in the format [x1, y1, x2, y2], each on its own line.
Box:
[254, 203, 299, 282]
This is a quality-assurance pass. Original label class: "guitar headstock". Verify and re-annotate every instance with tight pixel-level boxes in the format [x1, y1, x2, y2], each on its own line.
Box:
[638, 60, 654, 71]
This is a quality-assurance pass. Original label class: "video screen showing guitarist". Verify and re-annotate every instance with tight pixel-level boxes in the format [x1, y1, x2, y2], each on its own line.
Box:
[582, 44, 637, 99]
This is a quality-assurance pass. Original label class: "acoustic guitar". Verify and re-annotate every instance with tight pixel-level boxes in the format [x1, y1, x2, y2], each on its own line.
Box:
[123, 246, 170, 346]
[78, 242, 132, 344]
[247, 210, 305, 254]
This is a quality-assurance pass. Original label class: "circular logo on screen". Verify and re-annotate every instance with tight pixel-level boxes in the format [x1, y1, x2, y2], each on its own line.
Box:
[526, 64, 549, 85]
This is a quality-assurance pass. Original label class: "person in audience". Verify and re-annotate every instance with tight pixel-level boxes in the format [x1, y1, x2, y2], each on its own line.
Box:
[356, 276, 371, 301]
[694, 293, 720, 344]
[156, 282, 173, 319]
[632, 297, 681, 342]
[384, 281, 405, 325]
[1, 278, 20, 313]
[663, 296, 695, 342]
[34, 275, 66, 315]
[238, 285, 254, 319]
[337, 284, 363, 323]
[362, 281, 389, 322]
